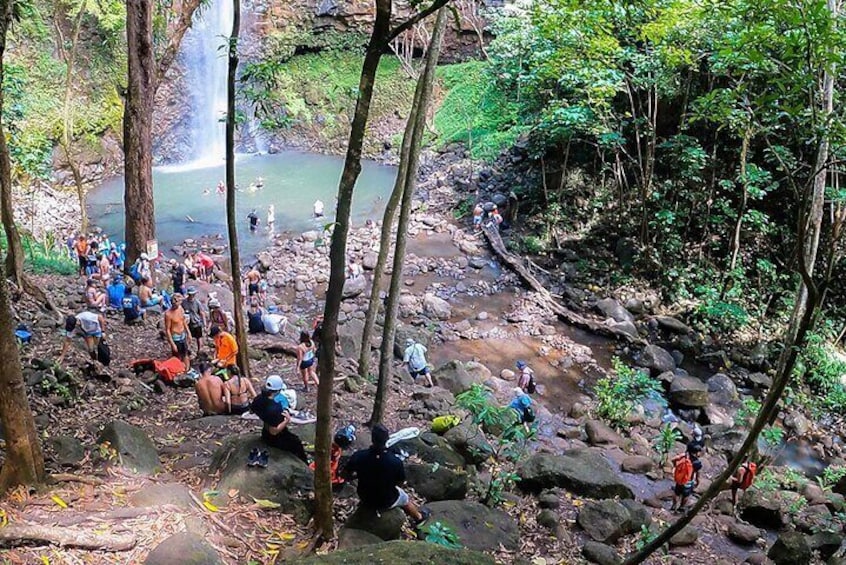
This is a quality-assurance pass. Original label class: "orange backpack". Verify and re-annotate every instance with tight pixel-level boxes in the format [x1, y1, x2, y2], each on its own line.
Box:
[153, 357, 187, 383]
[739, 462, 757, 489]
[673, 455, 694, 486]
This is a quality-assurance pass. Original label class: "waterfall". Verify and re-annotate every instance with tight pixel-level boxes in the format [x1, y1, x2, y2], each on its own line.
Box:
[184, 0, 233, 165]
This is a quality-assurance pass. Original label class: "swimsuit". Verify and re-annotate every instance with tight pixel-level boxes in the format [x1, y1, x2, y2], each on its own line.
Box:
[300, 348, 316, 370]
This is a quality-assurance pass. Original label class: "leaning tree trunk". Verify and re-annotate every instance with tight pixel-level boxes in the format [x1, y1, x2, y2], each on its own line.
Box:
[371, 9, 447, 426]
[225, 0, 249, 378]
[124, 0, 156, 266]
[0, 0, 23, 288]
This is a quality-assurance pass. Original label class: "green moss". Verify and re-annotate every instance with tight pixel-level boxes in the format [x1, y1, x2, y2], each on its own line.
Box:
[433, 61, 525, 161]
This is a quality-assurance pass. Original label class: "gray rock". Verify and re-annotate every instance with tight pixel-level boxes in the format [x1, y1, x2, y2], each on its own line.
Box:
[144, 532, 222, 565]
[97, 421, 160, 475]
[768, 530, 811, 565]
[621, 455, 654, 475]
[405, 462, 468, 501]
[582, 541, 622, 565]
[596, 298, 634, 323]
[344, 506, 405, 541]
[585, 420, 625, 446]
[577, 499, 632, 543]
[639, 345, 676, 374]
[131, 483, 194, 510]
[338, 318, 365, 358]
[48, 435, 85, 468]
[620, 499, 652, 532]
[209, 434, 313, 523]
[337, 528, 384, 550]
[538, 490, 560, 509]
[747, 372, 773, 389]
[420, 500, 519, 551]
[728, 521, 761, 545]
[362, 252, 378, 270]
[707, 373, 738, 405]
[669, 376, 709, 408]
[704, 404, 735, 427]
[808, 531, 843, 560]
[287, 540, 494, 564]
[518, 450, 634, 499]
[423, 293, 452, 320]
[741, 488, 786, 529]
[669, 525, 698, 547]
[342, 276, 367, 299]
[433, 360, 481, 395]
[443, 420, 493, 465]
[537, 508, 559, 529]
[392, 433, 465, 468]
[610, 320, 639, 338]
[654, 316, 692, 334]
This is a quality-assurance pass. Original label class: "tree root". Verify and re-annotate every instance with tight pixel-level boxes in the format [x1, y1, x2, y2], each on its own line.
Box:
[481, 224, 645, 345]
[48, 473, 105, 486]
[0, 523, 136, 551]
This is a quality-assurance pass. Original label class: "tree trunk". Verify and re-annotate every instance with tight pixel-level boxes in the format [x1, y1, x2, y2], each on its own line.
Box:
[124, 0, 156, 266]
[156, 0, 204, 85]
[313, 0, 394, 541]
[0, 259, 45, 491]
[357, 68, 422, 380]
[225, 0, 249, 378]
[727, 127, 751, 273]
[371, 9, 447, 426]
[0, 0, 23, 288]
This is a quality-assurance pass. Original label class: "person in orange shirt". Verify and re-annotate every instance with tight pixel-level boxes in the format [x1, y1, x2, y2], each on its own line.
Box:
[75, 235, 89, 276]
[210, 326, 238, 370]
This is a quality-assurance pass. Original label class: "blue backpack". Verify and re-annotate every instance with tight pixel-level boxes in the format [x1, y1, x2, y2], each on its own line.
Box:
[14, 324, 31, 345]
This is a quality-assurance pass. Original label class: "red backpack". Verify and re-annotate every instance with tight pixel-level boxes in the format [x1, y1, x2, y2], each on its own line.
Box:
[153, 357, 186, 383]
[739, 462, 757, 489]
[673, 455, 694, 486]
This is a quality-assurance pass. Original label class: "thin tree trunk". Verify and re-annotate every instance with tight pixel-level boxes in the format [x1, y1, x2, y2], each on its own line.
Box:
[225, 0, 249, 378]
[313, 0, 394, 541]
[0, 0, 23, 287]
[124, 0, 156, 266]
[155, 0, 204, 84]
[357, 65, 423, 380]
[371, 9, 447, 426]
[728, 127, 752, 272]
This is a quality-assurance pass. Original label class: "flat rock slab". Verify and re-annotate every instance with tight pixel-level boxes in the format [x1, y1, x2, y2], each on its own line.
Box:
[421, 500, 519, 552]
[518, 450, 634, 499]
[131, 483, 194, 510]
[344, 507, 406, 541]
[144, 532, 222, 565]
[288, 540, 494, 564]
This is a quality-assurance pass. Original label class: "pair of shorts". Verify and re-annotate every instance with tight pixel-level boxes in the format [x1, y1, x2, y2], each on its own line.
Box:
[674, 483, 694, 497]
[410, 366, 430, 379]
[172, 335, 188, 357]
[300, 357, 316, 370]
[189, 323, 204, 339]
[248, 283, 259, 296]
[83, 330, 102, 338]
[78, 255, 87, 269]
[389, 487, 410, 509]
[229, 403, 250, 415]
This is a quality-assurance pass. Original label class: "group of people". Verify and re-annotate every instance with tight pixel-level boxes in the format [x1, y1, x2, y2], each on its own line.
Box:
[68, 233, 126, 279]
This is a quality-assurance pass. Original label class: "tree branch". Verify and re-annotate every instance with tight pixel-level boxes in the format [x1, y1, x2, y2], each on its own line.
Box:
[385, 0, 453, 45]
[155, 0, 204, 86]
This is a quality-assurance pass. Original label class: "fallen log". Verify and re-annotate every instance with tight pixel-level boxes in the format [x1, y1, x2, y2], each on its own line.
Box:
[481, 224, 645, 345]
[49, 473, 105, 486]
[0, 523, 136, 551]
[40, 506, 176, 527]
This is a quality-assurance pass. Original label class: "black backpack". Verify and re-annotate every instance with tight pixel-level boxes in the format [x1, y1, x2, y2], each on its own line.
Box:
[526, 374, 537, 394]
[97, 340, 111, 366]
[522, 405, 536, 423]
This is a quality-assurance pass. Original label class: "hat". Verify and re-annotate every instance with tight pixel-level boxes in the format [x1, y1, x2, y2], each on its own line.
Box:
[208, 299, 220, 308]
[265, 375, 285, 392]
[140, 253, 149, 260]
[516, 360, 527, 370]
[405, 338, 415, 347]
[187, 287, 197, 295]
[371, 424, 390, 448]
[169, 258, 177, 265]
[693, 426, 703, 440]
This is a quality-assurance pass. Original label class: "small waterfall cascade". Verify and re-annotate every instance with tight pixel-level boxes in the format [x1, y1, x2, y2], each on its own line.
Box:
[184, 0, 233, 165]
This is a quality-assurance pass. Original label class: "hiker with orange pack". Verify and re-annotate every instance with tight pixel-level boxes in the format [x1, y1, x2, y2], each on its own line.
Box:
[670, 443, 702, 512]
[730, 459, 757, 506]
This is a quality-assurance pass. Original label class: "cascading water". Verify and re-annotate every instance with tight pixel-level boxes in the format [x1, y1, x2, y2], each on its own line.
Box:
[183, 0, 233, 165]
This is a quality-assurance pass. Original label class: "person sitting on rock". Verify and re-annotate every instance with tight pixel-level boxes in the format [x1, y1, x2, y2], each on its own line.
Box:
[403, 338, 433, 387]
[211, 326, 239, 370]
[730, 458, 757, 507]
[138, 277, 161, 309]
[208, 298, 234, 333]
[121, 286, 145, 324]
[670, 445, 701, 512]
[247, 299, 265, 334]
[226, 366, 257, 415]
[195, 363, 230, 416]
[106, 276, 125, 310]
[343, 424, 430, 525]
[249, 375, 308, 462]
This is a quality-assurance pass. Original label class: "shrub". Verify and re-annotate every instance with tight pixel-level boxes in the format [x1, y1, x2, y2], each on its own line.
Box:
[595, 357, 664, 428]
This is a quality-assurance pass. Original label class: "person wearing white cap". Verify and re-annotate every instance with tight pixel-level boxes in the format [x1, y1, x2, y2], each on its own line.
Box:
[403, 338, 433, 387]
[248, 375, 308, 463]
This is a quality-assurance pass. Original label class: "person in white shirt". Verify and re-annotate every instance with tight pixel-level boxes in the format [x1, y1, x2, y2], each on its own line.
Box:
[313, 199, 325, 218]
[59, 308, 107, 363]
[267, 204, 275, 227]
[403, 338, 433, 387]
[347, 258, 364, 280]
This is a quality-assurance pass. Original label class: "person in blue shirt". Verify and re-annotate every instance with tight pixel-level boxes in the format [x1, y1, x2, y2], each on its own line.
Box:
[121, 286, 145, 324]
[509, 388, 534, 424]
[107, 278, 126, 310]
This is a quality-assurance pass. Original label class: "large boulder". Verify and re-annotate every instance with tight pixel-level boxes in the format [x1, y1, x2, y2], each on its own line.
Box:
[639, 345, 676, 375]
[421, 500, 519, 552]
[808, 531, 843, 560]
[433, 361, 481, 395]
[342, 276, 367, 299]
[344, 506, 406, 541]
[337, 528, 384, 550]
[707, 373, 739, 405]
[144, 532, 222, 565]
[48, 435, 85, 468]
[288, 540, 494, 565]
[97, 421, 160, 475]
[768, 530, 811, 565]
[209, 434, 313, 522]
[585, 420, 625, 446]
[740, 488, 786, 529]
[596, 298, 634, 323]
[392, 433, 465, 468]
[669, 525, 698, 547]
[728, 521, 761, 545]
[654, 316, 691, 335]
[577, 500, 633, 543]
[393, 325, 429, 359]
[338, 318, 365, 358]
[621, 456, 654, 475]
[443, 420, 494, 465]
[405, 462, 468, 501]
[423, 294, 452, 321]
[410, 387, 456, 420]
[669, 376, 709, 408]
[518, 450, 634, 499]
[582, 541, 622, 565]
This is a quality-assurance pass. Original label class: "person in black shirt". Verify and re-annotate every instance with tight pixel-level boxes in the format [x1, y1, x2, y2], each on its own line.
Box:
[170, 259, 186, 295]
[343, 424, 430, 524]
[247, 210, 260, 231]
[249, 376, 308, 463]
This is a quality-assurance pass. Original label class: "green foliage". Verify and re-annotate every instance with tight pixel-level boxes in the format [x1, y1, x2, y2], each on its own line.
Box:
[817, 466, 846, 492]
[795, 332, 846, 415]
[759, 426, 784, 457]
[452, 196, 475, 220]
[736, 398, 762, 424]
[420, 521, 462, 549]
[519, 235, 546, 255]
[23, 235, 76, 275]
[433, 62, 524, 161]
[653, 424, 681, 465]
[595, 357, 664, 428]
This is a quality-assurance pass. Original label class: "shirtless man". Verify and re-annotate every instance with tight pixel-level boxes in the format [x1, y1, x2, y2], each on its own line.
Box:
[195, 363, 229, 415]
[226, 369, 257, 415]
[164, 293, 190, 366]
[244, 267, 261, 300]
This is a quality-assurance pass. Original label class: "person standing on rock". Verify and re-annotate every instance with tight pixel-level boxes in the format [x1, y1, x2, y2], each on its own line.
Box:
[730, 458, 757, 507]
[297, 330, 319, 391]
[472, 203, 484, 231]
[75, 234, 89, 277]
[183, 287, 206, 353]
[250, 375, 308, 462]
[164, 293, 190, 367]
[343, 424, 431, 525]
[245, 267, 261, 300]
[670, 444, 701, 512]
[403, 338, 434, 387]
[516, 360, 537, 394]
[170, 258, 187, 296]
[347, 257, 364, 280]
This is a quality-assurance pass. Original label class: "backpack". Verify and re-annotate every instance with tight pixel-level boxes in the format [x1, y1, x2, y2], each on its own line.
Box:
[522, 405, 536, 423]
[431, 415, 460, 434]
[97, 340, 111, 366]
[14, 324, 32, 345]
[673, 455, 694, 486]
[153, 357, 186, 383]
[739, 462, 757, 489]
[526, 373, 537, 394]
